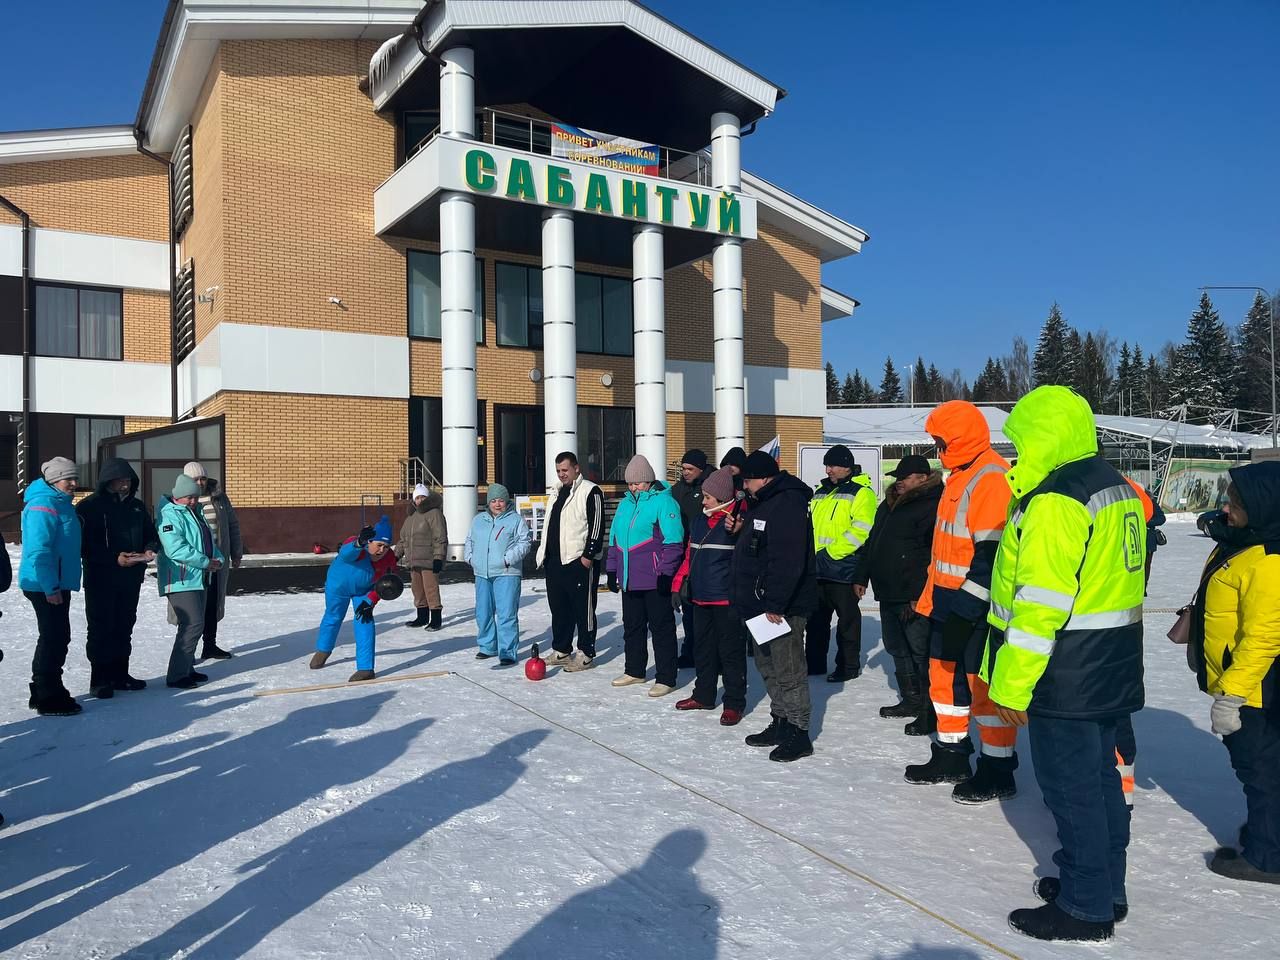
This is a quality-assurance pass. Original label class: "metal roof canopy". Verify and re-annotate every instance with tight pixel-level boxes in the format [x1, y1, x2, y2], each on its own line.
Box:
[370, 1, 784, 152]
[824, 405, 1273, 453]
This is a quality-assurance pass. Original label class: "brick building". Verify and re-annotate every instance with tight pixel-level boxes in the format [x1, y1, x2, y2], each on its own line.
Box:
[0, 0, 866, 555]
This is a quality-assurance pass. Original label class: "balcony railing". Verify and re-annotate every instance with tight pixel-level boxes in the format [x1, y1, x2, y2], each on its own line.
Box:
[406, 108, 712, 186]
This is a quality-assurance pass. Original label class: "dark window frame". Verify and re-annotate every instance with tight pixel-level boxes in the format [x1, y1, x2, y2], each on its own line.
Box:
[494, 260, 544, 350]
[577, 405, 636, 485]
[98, 416, 227, 508]
[575, 271, 634, 358]
[409, 396, 487, 486]
[406, 249, 485, 344]
[34, 280, 124, 361]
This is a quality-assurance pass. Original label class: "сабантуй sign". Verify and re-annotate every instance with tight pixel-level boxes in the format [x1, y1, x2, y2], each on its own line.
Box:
[459, 145, 748, 238]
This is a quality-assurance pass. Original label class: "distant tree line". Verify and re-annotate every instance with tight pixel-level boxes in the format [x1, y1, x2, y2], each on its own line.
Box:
[825, 291, 1277, 422]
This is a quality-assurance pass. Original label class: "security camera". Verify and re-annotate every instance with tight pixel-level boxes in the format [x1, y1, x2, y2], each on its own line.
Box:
[328, 296, 344, 306]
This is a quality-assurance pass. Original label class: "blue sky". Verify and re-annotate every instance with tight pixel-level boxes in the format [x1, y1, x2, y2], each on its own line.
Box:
[2, 0, 1277, 385]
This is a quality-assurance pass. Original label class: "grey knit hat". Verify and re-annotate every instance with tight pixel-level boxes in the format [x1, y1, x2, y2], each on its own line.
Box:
[701, 467, 736, 505]
[624, 454, 656, 484]
[41, 457, 78, 485]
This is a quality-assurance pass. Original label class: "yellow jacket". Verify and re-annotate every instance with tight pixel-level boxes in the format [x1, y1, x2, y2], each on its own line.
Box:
[1199, 543, 1280, 708]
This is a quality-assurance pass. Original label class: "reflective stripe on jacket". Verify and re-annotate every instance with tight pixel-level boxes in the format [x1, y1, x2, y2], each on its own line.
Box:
[981, 386, 1145, 719]
[916, 451, 1010, 622]
[809, 473, 877, 583]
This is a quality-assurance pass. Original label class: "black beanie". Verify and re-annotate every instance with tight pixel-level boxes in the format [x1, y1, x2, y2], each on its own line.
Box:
[823, 444, 856, 469]
[719, 446, 748, 470]
[742, 450, 781, 479]
[681, 449, 708, 471]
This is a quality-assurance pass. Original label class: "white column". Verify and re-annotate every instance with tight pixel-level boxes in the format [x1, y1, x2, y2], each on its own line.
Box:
[439, 47, 476, 557]
[711, 111, 745, 461]
[542, 209, 577, 489]
[633, 223, 667, 475]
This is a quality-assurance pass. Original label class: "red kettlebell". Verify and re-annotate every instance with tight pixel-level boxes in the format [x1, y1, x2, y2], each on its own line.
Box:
[525, 643, 547, 681]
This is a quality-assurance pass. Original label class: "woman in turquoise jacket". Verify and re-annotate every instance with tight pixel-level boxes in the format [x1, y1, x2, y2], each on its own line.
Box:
[20, 457, 84, 715]
[465, 484, 532, 665]
[157, 475, 224, 688]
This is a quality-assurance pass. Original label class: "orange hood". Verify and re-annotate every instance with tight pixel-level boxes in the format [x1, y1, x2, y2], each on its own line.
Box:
[925, 401, 992, 469]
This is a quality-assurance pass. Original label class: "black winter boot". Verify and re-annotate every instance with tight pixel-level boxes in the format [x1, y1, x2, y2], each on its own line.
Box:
[90, 667, 114, 700]
[1033, 877, 1128, 922]
[201, 644, 233, 660]
[428, 608, 443, 631]
[1209, 847, 1280, 885]
[769, 722, 814, 762]
[1008, 902, 1113, 942]
[745, 714, 786, 748]
[408, 608, 429, 628]
[904, 742, 972, 785]
[879, 673, 921, 719]
[904, 697, 937, 737]
[34, 691, 83, 716]
[952, 753, 1019, 804]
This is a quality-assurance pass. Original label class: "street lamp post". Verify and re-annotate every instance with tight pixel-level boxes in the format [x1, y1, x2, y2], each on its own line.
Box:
[1201, 285, 1276, 448]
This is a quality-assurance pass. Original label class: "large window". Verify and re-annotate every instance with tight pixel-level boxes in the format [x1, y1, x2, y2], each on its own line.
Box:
[495, 262, 543, 348]
[575, 273, 632, 356]
[35, 283, 122, 360]
[409, 396, 487, 485]
[577, 407, 635, 484]
[75, 417, 123, 488]
[408, 251, 484, 342]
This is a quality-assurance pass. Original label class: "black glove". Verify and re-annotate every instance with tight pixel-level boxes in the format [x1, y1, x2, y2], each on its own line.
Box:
[607, 572, 620, 593]
[671, 592, 682, 611]
[432, 558, 443, 574]
[940, 613, 975, 661]
[354, 600, 374, 624]
[357, 525, 376, 547]
[656, 574, 673, 594]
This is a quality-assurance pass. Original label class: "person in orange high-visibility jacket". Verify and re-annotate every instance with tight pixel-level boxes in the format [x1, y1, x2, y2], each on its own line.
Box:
[904, 400, 1018, 803]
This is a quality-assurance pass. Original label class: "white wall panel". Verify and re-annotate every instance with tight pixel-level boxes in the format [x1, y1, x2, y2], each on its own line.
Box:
[666, 360, 824, 418]
[30, 358, 169, 416]
[0, 355, 21, 410]
[0, 225, 168, 291]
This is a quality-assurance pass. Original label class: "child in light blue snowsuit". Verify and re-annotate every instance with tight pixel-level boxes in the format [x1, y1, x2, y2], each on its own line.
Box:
[464, 484, 532, 664]
[314, 515, 398, 680]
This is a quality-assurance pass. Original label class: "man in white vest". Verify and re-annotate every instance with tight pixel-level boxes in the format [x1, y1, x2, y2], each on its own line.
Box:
[537, 451, 605, 671]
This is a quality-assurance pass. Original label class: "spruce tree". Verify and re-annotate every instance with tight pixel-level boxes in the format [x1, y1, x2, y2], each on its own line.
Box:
[1234, 292, 1273, 412]
[1131, 345, 1147, 413]
[1032, 303, 1072, 386]
[878, 356, 904, 404]
[1115, 343, 1132, 414]
[912, 357, 928, 406]
[840, 373, 858, 405]
[825, 362, 841, 405]
[1169, 292, 1235, 414]
[926, 364, 944, 403]
[1075, 332, 1112, 411]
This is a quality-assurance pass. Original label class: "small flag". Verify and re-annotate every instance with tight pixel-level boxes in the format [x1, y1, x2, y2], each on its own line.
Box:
[756, 436, 781, 461]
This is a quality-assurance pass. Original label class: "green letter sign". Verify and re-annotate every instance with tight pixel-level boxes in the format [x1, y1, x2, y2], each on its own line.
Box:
[464, 149, 497, 192]
[621, 179, 647, 219]
[584, 174, 613, 215]
[718, 194, 741, 235]
[655, 186, 679, 225]
[688, 191, 711, 229]
[546, 165, 575, 207]
[505, 158, 538, 202]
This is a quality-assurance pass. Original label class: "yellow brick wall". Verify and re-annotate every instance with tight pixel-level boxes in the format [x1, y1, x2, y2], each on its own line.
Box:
[185, 46, 228, 344]
[199, 392, 406, 507]
[123, 290, 170, 363]
[0, 154, 167, 240]
[124, 416, 171, 434]
[218, 39, 402, 336]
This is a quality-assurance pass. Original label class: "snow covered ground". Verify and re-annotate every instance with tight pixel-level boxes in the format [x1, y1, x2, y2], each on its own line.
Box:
[0, 520, 1274, 959]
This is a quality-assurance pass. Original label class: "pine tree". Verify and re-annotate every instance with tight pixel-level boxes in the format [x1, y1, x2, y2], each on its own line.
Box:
[1168, 292, 1235, 415]
[1234, 292, 1273, 412]
[912, 357, 928, 406]
[825, 362, 841, 405]
[926, 364, 944, 403]
[1032, 303, 1072, 386]
[840, 373, 858, 405]
[878, 356, 904, 404]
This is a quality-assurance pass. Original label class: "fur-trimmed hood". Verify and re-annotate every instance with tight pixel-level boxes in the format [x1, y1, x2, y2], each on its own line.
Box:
[885, 471, 944, 510]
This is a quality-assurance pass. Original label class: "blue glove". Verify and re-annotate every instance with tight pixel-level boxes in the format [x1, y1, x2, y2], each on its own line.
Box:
[354, 600, 374, 624]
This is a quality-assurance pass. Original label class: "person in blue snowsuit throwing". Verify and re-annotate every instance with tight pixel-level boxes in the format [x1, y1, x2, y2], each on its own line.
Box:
[309, 516, 399, 682]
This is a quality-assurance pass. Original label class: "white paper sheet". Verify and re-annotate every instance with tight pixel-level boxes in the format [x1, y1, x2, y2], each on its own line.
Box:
[745, 613, 791, 645]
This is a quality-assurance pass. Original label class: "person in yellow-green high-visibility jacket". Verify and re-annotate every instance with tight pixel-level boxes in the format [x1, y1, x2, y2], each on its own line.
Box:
[805, 444, 878, 682]
[982, 386, 1145, 944]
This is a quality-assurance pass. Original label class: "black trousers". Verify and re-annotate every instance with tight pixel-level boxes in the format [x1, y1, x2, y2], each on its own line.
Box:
[203, 572, 222, 649]
[1224, 706, 1280, 873]
[621, 589, 678, 686]
[546, 559, 600, 657]
[84, 567, 145, 685]
[25, 590, 73, 700]
[680, 600, 697, 661]
[804, 580, 862, 674]
[880, 600, 930, 686]
[689, 604, 747, 711]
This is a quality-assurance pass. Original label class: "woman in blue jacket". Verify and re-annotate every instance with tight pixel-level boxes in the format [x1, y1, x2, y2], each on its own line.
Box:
[465, 484, 532, 665]
[19, 457, 84, 716]
[157, 475, 224, 689]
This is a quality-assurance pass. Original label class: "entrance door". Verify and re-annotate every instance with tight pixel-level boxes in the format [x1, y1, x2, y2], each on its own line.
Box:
[495, 406, 545, 496]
